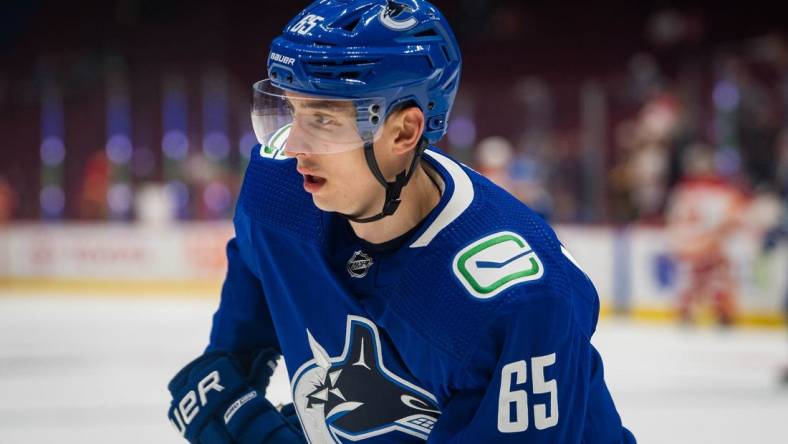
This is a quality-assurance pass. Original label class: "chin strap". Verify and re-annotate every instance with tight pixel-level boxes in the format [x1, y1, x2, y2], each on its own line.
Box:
[344, 137, 429, 224]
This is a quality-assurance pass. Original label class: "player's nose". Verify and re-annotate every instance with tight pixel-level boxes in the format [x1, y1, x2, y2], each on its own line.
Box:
[283, 120, 312, 158]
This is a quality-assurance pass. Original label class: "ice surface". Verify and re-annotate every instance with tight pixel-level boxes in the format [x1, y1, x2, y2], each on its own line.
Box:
[0, 294, 786, 443]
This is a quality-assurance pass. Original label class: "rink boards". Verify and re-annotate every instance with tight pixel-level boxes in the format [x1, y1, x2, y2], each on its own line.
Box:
[0, 222, 785, 326]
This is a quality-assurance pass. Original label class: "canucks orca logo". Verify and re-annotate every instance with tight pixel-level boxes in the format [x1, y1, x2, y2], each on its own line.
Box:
[292, 316, 440, 442]
[378, 0, 418, 31]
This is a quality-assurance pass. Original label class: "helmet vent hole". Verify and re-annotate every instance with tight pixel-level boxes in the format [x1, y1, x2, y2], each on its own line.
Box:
[339, 71, 361, 80]
[424, 55, 435, 70]
[440, 45, 451, 62]
[412, 28, 438, 38]
[312, 71, 334, 79]
[341, 17, 362, 32]
[340, 59, 377, 66]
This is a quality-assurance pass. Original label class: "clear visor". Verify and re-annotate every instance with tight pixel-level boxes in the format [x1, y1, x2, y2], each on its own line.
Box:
[251, 79, 386, 154]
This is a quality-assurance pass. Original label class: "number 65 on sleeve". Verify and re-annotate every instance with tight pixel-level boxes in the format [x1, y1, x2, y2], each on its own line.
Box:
[498, 352, 558, 433]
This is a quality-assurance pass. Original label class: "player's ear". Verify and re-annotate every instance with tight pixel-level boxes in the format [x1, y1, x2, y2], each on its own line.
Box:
[390, 107, 424, 155]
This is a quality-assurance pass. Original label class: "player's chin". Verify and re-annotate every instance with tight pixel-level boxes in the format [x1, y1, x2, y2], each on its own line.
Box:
[310, 193, 337, 212]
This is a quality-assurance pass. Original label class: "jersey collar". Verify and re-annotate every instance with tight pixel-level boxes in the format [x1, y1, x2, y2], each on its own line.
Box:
[408, 149, 475, 248]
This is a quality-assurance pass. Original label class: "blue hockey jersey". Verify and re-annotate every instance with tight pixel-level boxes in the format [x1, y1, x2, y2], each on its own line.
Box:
[207, 144, 636, 443]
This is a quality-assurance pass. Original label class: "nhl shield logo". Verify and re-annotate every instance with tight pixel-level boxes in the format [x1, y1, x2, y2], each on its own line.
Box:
[347, 250, 373, 278]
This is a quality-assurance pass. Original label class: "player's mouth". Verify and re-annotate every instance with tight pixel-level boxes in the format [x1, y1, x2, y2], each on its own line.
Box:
[299, 168, 327, 193]
[304, 174, 327, 192]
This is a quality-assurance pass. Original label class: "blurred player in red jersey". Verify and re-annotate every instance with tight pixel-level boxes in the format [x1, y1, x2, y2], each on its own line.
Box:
[666, 143, 747, 325]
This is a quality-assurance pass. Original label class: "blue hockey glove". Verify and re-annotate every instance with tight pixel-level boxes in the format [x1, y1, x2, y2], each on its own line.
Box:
[167, 350, 305, 444]
[278, 403, 302, 431]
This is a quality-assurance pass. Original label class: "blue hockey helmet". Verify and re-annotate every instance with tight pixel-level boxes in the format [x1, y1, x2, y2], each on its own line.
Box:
[261, 0, 461, 145]
[254, 0, 461, 223]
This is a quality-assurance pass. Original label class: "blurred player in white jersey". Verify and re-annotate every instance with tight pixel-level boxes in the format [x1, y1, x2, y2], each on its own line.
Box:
[666, 143, 747, 325]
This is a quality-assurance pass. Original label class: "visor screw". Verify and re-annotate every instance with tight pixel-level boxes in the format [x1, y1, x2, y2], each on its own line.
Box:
[370, 115, 380, 125]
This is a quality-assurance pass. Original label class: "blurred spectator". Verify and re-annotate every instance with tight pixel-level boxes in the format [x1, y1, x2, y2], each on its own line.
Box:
[624, 53, 664, 106]
[135, 183, 176, 226]
[611, 91, 682, 222]
[0, 175, 17, 222]
[777, 130, 788, 196]
[183, 152, 235, 220]
[78, 151, 110, 219]
[547, 131, 582, 222]
[723, 55, 782, 187]
[475, 136, 553, 219]
[475, 136, 514, 192]
[508, 152, 553, 220]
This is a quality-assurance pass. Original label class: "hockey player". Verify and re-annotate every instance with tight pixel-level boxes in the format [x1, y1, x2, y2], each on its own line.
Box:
[666, 143, 745, 326]
[167, 1, 635, 442]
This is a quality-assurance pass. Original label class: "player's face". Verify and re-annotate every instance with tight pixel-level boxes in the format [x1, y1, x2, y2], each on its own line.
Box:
[283, 92, 406, 218]
[289, 141, 387, 217]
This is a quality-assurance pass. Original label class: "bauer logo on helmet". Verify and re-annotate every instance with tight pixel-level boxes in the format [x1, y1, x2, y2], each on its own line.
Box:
[269, 52, 295, 66]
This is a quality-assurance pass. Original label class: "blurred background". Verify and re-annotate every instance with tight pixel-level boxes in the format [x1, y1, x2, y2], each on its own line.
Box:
[0, 0, 786, 442]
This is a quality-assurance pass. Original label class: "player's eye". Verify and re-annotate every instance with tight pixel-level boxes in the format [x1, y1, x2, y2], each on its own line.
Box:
[311, 113, 338, 128]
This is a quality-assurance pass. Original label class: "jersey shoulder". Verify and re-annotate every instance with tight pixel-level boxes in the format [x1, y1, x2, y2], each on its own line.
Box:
[413, 148, 572, 306]
[390, 150, 592, 365]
